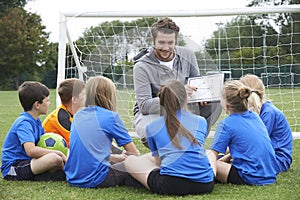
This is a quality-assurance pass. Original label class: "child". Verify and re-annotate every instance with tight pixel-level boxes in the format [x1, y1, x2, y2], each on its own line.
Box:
[1, 81, 67, 181]
[43, 78, 122, 154]
[210, 80, 278, 185]
[64, 76, 140, 188]
[42, 78, 85, 147]
[240, 74, 293, 172]
[124, 80, 215, 196]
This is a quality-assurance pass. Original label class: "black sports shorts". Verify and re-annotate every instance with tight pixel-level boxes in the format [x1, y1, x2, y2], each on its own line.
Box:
[147, 168, 214, 196]
[4, 160, 65, 181]
[227, 165, 247, 185]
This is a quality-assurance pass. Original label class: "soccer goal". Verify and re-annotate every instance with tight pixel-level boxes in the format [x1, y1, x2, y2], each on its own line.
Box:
[57, 5, 300, 134]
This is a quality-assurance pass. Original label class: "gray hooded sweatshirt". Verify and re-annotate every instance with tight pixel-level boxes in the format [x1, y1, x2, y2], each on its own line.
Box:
[133, 46, 199, 116]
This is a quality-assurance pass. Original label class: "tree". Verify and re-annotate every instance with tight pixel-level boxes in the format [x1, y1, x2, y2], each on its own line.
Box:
[0, 0, 27, 17]
[40, 42, 58, 88]
[75, 18, 158, 58]
[67, 18, 160, 86]
[0, 7, 50, 89]
[291, 0, 300, 62]
[67, 17, 188, 86]
[204, 2, 299, 80]
[204, 16, 266, 72]
[246, 0, 300, 84]
[247, 0, 300, 62]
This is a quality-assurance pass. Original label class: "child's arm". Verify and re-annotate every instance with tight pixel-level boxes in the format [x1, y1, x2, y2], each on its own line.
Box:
[207, 149, 218, 176]
[109, 141, 140, 163]
[123, 142, 140, 156]
[109, 154, 127, 164]
[153, 156, 161, 167]
[23, 142, 67, 163]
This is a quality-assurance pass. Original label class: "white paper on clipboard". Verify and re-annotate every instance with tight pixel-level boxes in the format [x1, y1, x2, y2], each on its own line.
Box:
[187, 73, 224, 103]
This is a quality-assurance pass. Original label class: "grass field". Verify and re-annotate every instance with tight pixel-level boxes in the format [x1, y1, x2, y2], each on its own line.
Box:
[0, 89, 300, 199]
[116, 88, 300, 133]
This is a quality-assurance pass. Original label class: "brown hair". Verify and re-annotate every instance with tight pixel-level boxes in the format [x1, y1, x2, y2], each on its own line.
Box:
[240, 74, 266, 114]
[222, 80, 251, 113]
[85, 76, 116, 111]
[58, 78, 85, 105]
[158, 80, 200, 149]
[151, 17, 180, 40]
[18, 81, 50, 111]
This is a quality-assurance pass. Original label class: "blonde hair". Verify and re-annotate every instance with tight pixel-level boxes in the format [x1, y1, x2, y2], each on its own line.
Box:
[222, 80, 251, 113]
[240, 74, 266, 114]
[85, 76, 116, 111]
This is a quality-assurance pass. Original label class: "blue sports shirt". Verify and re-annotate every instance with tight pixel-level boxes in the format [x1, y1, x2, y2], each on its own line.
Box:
[147, 110, 214, 183]
[1, 112, 44, 177]
[64, 106, 133, 188]
[210, 110, 278, 185]
[260, 101, 293, 172]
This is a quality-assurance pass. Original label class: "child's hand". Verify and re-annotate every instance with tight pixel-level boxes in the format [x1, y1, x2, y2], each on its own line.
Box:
[218, 153, 232, 163]
[110, 154, 127, 164]
[54, 150, 67, 163]
[122, 150, 129, 156]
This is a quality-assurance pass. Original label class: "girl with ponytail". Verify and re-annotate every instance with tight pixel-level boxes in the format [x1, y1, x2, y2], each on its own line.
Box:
[210, 80, 278, 186]
[240, 74, 293, 173]
[125, 80, 215, 196]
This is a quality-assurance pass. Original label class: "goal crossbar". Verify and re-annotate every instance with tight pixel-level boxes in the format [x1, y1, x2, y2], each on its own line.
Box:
[58, 4, 300, 100]
[61, 5, 300, 18]
[57, 5, 300, 133]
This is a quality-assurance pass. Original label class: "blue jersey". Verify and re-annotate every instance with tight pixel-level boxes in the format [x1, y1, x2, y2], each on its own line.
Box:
[64, 106, 133, 188]
[147, 110, 214, 183]
[1, 112, 44, 177]
[210, 110, 278, 185]
[260, 101, 293, 172]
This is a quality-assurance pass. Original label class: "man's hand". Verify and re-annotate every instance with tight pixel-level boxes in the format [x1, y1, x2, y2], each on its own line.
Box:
[198, 101, 210, 106]
[184, 85, 197, 97]
[185, 85, 211, 106]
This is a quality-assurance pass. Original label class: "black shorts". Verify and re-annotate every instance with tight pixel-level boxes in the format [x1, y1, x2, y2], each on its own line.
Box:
[97, 166, 143, 188]
[4, 160, 65, 181]
[147, 168, 214, 196]
[227, 165, 247, 185]
[4, 160, 34, 181]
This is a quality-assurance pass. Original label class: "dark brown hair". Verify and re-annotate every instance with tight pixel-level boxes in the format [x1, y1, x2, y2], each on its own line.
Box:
[18, 81, 50, 111]
[151, 17, 180, 40]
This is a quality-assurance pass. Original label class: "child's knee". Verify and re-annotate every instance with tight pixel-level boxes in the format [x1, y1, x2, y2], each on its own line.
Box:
[125, 155, 136, 164]
[47, 153, 65, 168]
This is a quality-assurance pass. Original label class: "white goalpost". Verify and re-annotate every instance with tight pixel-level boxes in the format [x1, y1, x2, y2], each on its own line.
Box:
[57, 5, 300, 135]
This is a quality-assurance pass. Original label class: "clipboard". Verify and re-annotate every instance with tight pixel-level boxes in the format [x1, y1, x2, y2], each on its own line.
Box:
[187, 73, 224, 103]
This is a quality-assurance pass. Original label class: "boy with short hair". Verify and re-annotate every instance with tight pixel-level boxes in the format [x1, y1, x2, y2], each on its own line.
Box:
[43, 78, 86, 147]
[1, 81, 67, 181]
[43, 78, 123, 154]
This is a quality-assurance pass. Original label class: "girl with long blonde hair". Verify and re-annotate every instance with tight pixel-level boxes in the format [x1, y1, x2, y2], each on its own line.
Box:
[65, 76, 140, 188]
[240, 74, 293, 173]
[210, 80, 278, 185]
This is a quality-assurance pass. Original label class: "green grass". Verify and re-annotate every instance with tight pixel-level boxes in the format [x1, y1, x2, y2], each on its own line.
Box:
[1, 89, 300, 199]
[115, 88, 300, 132]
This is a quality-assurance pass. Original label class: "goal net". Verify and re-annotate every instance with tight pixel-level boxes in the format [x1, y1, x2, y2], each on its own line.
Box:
[58, 5, 300, 134]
